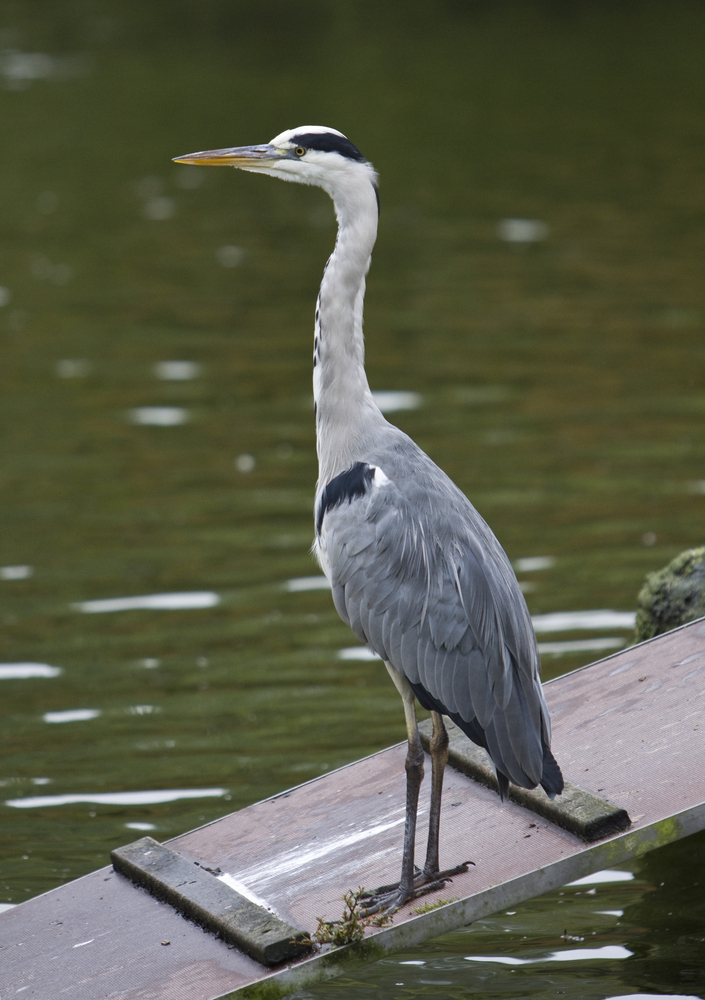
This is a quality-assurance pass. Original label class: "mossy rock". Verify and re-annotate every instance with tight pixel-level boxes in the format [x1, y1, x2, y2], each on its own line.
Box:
[634, 546, 705, 643]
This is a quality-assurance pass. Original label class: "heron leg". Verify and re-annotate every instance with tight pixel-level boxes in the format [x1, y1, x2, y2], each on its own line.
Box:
[391, 662, 425, 901]
[360, 680, 474, 916]
[361, 667, 468, 916]
[358, 664, 423, 914]
[417, 711, 470, 888]
[422, 710, 448, 878]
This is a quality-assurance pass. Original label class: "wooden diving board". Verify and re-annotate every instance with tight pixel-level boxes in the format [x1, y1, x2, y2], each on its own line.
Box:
[2, 616, 705, 999]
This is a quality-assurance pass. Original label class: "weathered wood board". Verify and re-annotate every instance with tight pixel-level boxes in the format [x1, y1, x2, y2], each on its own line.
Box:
[2, 617, 705, 1000]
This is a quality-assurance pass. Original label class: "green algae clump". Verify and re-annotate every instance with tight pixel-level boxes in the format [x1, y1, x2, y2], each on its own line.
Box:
[634, 546, 705, 643]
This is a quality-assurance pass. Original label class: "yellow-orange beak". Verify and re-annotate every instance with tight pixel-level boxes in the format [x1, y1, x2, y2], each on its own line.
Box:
[172, 144, 284, 168]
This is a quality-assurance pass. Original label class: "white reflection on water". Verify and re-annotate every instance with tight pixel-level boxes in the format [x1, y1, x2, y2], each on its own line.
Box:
[0, 663, 62, 679]
[0, 51, 88, 89]
[372, 390, 422, 413]
[1, 51, 55, 85]
[154, 360, 201, 380]
[5, 787, 228, 808]
[338, 647, 381, 661]
[514, 556, 555, 572]
[0, 564, 32, 579]
[235, 453, 256, 472]
[43, 709, 101, 724]
[143, 196, 175, 221]
[567, 869, 634, 886]
[531, 610, 636, 632]
[284, 576, 330, 592]
[538, 637, 625, 656]
[464, 944, 632, 965]
[125, 821, 157, 831]
[74, 591, 220, 613]
[0, 286, 11, 306]
[497, 218, 549, 243]
[56, 359, 91, 378]
[607, 995, 701, 1000]
[217, 245, 246, 267]
[129, 406, 188, 425]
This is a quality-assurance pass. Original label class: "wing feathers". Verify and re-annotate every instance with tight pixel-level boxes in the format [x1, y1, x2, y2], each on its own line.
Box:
[319, 448, 560, 795]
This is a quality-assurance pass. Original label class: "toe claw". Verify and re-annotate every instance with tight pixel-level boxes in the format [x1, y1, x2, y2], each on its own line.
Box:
[360, 861, 474, 917]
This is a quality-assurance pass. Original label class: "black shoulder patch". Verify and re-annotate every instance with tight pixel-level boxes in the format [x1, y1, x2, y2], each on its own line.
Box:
[373, 182, 380, 215]
[293, 132, 366, 163]
[316, 462, 374, 534]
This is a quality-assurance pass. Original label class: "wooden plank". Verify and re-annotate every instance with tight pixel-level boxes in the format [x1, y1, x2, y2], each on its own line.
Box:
[2, 616, 705, 1000]
[419, 717, 632, 841]
[111, 837, 312, 966]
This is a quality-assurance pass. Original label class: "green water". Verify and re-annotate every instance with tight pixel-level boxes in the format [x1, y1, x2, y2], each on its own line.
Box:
[1, 1, 704, 995]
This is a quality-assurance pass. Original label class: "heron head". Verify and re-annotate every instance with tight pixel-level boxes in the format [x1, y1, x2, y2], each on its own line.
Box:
[173, 126, 377, 198]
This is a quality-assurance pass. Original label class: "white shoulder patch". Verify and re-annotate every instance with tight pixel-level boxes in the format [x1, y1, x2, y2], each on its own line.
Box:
[371, 466, 390, 487]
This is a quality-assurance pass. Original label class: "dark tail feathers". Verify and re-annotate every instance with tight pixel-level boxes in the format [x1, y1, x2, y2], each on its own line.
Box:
[497, 742, 563, 802]
[540, 742, 564, 799]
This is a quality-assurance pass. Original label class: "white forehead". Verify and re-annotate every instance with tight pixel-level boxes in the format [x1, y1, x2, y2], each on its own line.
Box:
[270, 125, 348, 147]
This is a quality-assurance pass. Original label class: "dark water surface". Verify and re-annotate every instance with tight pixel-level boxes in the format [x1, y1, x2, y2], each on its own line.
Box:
[1, 2, 704, 996]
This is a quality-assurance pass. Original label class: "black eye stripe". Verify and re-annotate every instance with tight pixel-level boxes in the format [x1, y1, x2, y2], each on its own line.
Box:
[291, 132, 366, 162]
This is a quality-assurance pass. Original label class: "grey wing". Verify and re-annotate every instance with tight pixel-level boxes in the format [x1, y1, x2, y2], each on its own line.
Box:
[320, 465, 552, 791]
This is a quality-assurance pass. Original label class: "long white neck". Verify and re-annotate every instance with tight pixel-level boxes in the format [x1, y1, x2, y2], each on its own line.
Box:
[314, 173, 387, 485]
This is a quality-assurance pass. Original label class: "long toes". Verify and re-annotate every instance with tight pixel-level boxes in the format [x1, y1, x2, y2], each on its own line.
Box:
[419, 860, 473, 885]
[359, 899, 386, 917]
[363, 879, 453, 916]
[411, 878, 447, 897]
[360, 890, 409, 917]
[360, 883, 415, 915]
[362, 862, 473, 915]
[359, 882, 400, 899]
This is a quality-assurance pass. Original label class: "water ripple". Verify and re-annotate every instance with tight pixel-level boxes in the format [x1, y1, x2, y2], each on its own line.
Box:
[74, 591, 220, 613]
[6, 787, 228, 808]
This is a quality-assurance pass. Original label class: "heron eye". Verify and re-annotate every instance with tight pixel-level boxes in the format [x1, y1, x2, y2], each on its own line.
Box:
[295, 146, 306, 157]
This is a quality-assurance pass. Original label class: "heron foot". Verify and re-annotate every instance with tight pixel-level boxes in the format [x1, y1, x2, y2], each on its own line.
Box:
[359, 861, 472, 916]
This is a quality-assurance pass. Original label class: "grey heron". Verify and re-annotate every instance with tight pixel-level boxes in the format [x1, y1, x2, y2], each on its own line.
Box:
[174, 127, 563, 914]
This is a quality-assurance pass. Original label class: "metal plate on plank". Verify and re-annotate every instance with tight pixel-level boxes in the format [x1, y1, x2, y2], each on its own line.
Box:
[111, 836, 312, 966]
